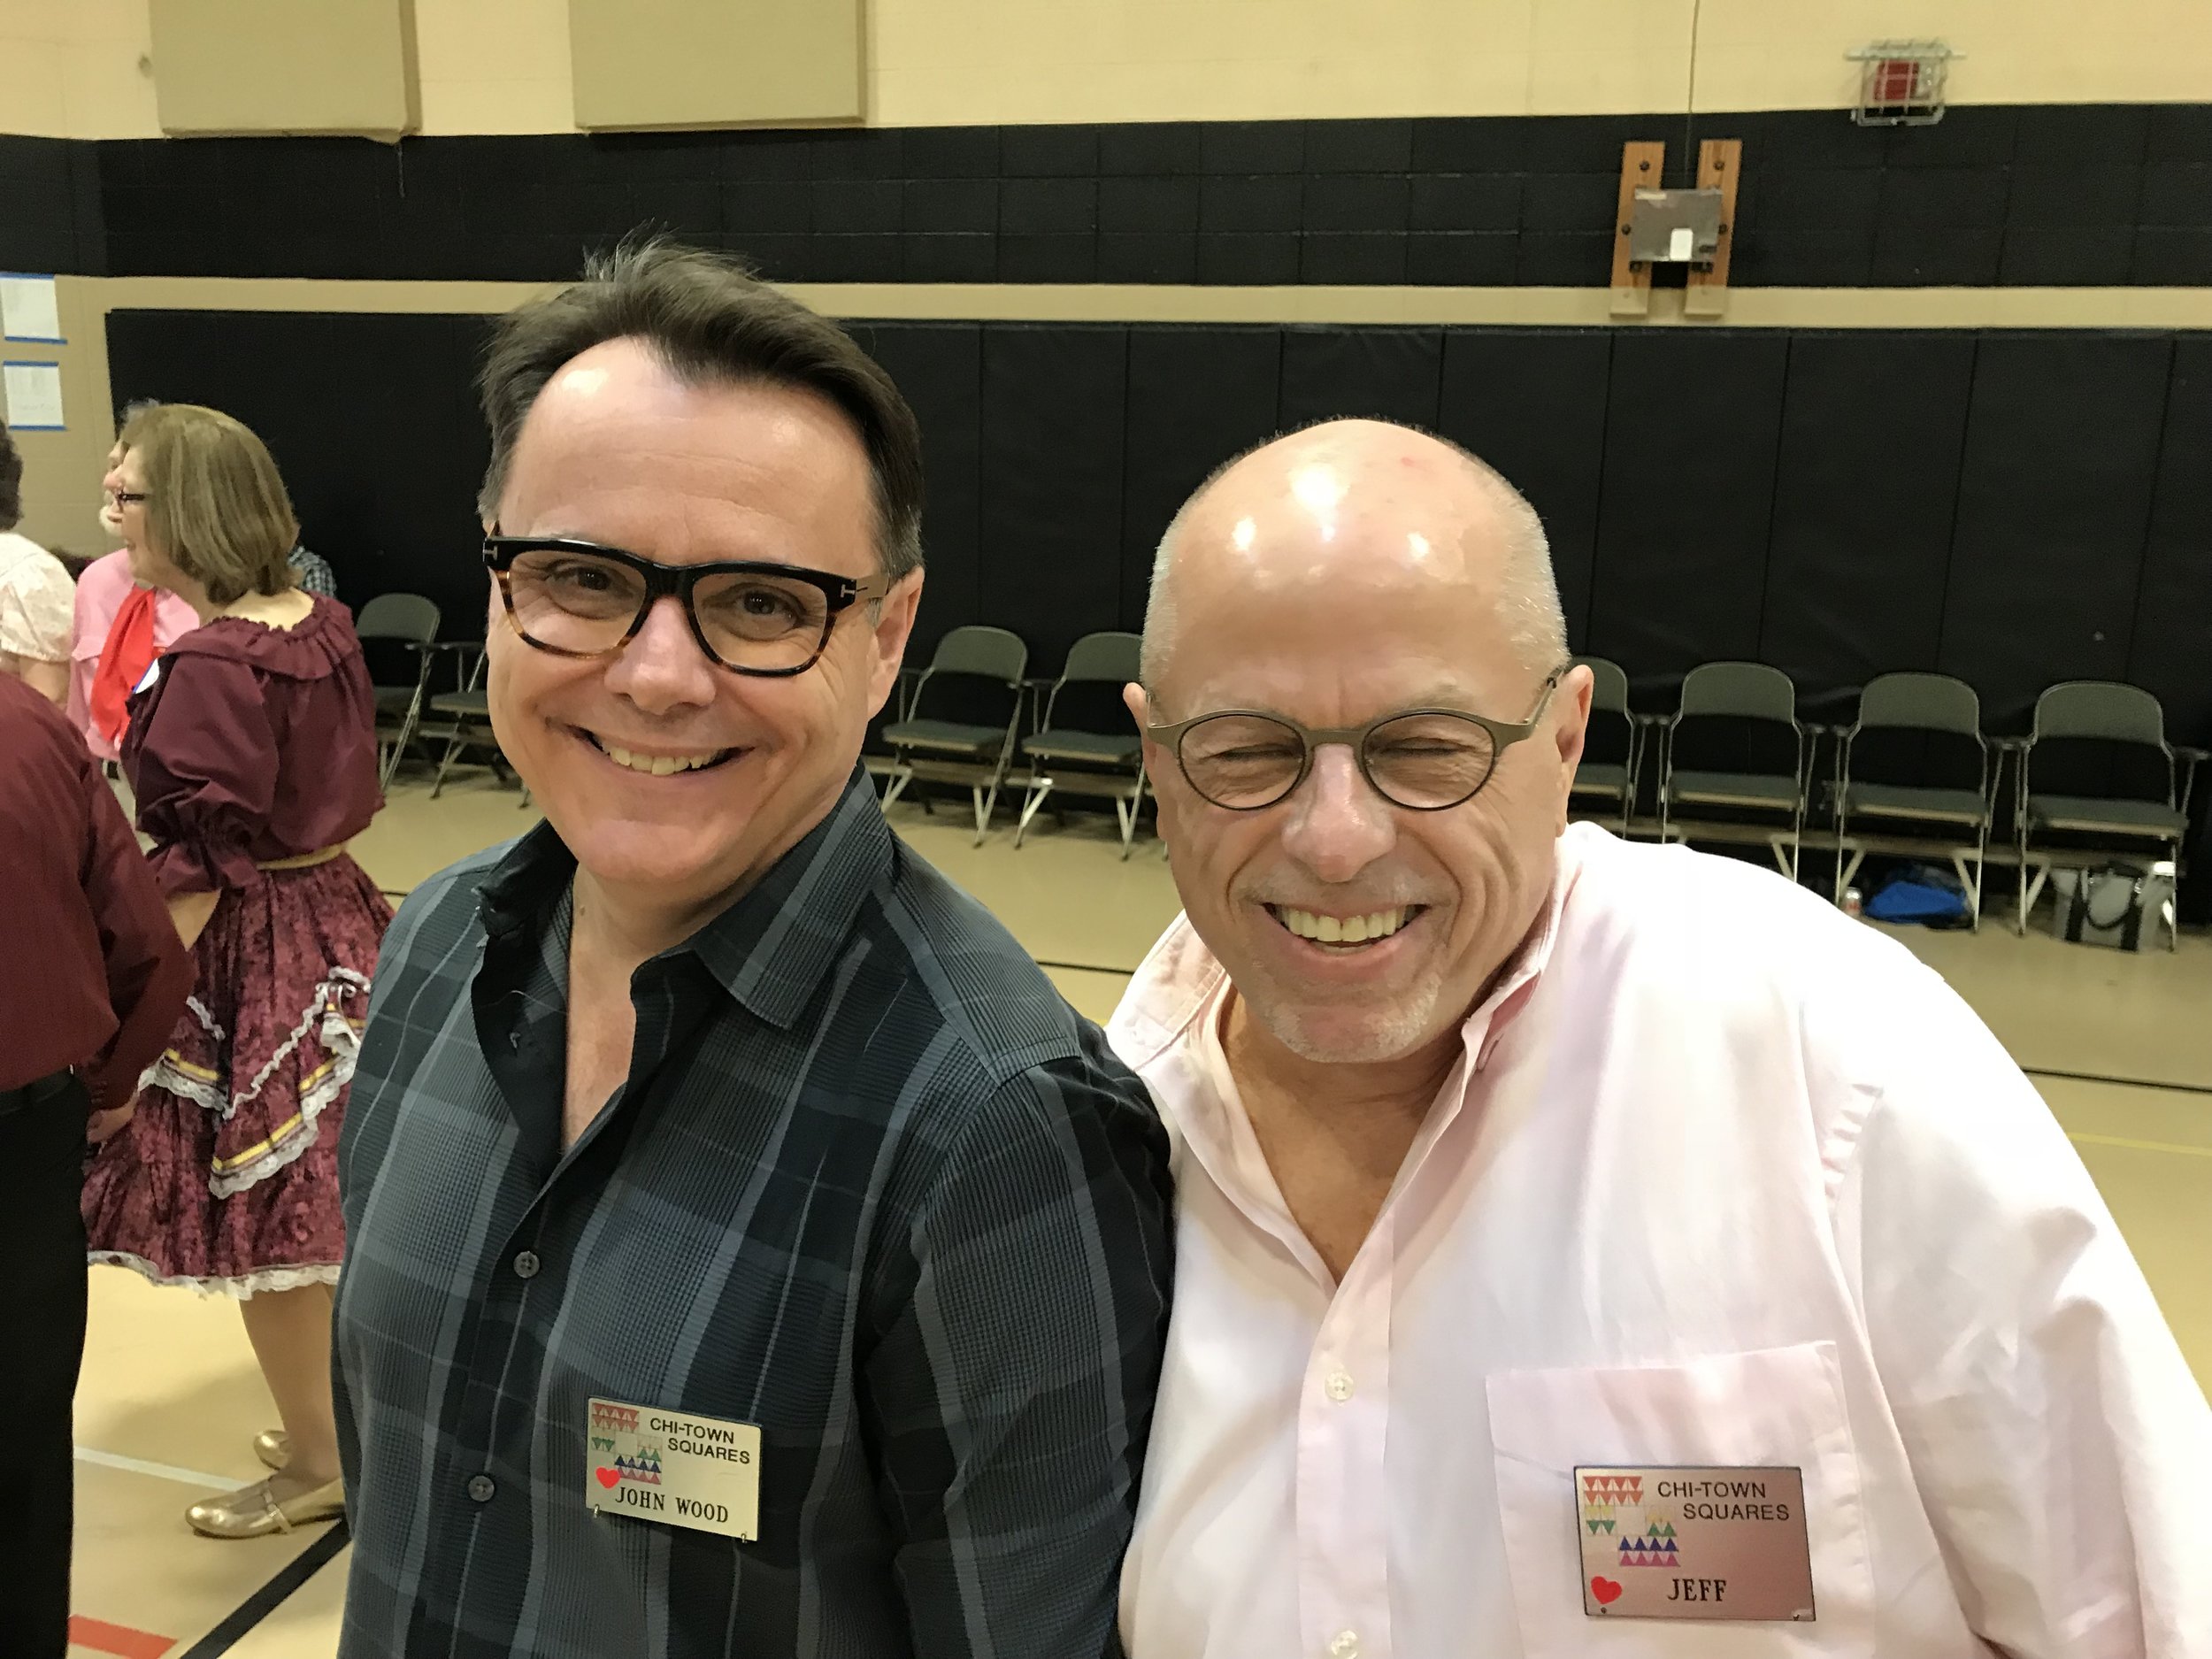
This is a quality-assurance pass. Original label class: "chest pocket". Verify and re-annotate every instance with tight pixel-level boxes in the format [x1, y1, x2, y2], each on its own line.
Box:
[1485, 1341, 1873, 1658]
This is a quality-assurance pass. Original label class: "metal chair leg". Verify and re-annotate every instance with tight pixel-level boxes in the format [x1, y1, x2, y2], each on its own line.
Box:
[2167, 838, 2181, 952]
[879, 765, 912, 810]
[430, 727, 465, 799]
[1117, 772, 1146, 861]
[972, 780, 1002, 846]
[1015, 777, 1054, 849]
[381, 692, 425, 792]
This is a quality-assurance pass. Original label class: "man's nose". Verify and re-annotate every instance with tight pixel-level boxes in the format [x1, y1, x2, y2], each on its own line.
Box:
[1279, 743, 1396, 882]
[601, 595, 720, 712]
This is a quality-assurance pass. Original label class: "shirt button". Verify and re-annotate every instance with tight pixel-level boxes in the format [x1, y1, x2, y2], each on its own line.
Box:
[1329, 1632, 1360, 1659]
[513, 1250, 541, 1280]
[466, 1474, 495, 1503]
[1325, 1370, 1356, 1402]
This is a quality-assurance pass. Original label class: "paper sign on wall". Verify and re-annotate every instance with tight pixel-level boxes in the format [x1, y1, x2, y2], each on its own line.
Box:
[0, 275, 63, 343]
[3, 362, 66, 430]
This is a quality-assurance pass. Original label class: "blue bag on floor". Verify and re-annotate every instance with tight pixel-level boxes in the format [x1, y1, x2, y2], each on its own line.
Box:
[1863, 864, 1969, 926]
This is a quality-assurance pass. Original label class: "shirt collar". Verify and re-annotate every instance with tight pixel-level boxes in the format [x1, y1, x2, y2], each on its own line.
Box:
[475, 764, 895, 1032]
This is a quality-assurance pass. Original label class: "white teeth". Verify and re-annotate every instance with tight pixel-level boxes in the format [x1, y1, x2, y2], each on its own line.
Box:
[1278, 907, 1409, 945]
[601, 741, 726, 775]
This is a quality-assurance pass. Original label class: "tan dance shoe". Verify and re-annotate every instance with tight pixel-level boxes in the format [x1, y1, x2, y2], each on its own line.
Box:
[186, 1475, 344, 1540]
[254, 1429, 291, 1471]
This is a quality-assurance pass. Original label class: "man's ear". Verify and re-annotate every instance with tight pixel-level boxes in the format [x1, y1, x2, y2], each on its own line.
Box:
[1552, 663, 1594, 833]
[1125, 681, 1173, 796]
[1123, 680, 1148, 727]
[864, 570, 926, 719]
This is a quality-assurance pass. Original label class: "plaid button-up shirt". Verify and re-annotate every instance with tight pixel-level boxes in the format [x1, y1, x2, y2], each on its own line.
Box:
[333, 771, 1174, 1658]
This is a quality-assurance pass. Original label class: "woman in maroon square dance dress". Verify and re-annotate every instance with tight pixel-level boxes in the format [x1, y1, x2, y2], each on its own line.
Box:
[81, 403, 393, 1539]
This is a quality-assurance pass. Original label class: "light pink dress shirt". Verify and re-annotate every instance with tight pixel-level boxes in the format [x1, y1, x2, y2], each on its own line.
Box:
[1110, 824, 2211, 1659]
[67, 548, 199, 761]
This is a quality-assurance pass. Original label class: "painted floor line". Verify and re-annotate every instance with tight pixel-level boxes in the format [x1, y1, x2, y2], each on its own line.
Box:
[2066, 1130, 2212, 1159]
[67, 1614, 176, 1659]
[74, 1445, 235, 1489]
[175, 1519, 349, 1659]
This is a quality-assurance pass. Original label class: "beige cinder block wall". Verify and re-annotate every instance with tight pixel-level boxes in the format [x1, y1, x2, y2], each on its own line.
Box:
[4, 0, 2212, 139]
[8, 278, 117, 557]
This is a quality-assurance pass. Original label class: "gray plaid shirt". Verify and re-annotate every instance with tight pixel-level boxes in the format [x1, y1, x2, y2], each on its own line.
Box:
[334, 770, 1173, 1658]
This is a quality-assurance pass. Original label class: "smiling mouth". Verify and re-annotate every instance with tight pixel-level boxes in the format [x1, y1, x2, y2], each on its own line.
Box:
[579, 729, 740, 776]
[1265, 903, 1425, 949]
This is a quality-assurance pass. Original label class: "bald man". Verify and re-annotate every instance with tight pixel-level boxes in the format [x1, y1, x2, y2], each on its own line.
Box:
[1108, 419, 2210, 1659]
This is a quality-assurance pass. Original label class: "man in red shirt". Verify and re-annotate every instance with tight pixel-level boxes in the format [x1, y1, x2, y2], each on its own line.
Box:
[0, 671, 192, 1655]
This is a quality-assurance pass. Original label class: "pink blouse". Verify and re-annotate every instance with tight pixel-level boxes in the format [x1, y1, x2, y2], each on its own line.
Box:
[68, 549, 200, 762]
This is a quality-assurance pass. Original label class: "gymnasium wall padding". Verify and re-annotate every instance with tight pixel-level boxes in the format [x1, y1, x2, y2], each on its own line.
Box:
[1586, 331, 1790, 682]
[851, 320, 983, 655]
[1938, 333, 2175, 725]
[104, 310, 2212, 764]
[1759, 331, 1978, 707]
[977, 325, 1130, 672]
[1434, 328, 1613, 651]
[1278, 327, 1443, 432]
[1118, 326, 1285, 634]
[2128, 334, 2212, 741]
[106, 308, 492, 633]
[2130, 334, 2212, 923]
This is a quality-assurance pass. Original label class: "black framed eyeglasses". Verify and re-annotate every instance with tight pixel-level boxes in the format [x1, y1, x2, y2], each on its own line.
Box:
[1148, 669, 1566, 811]
[484, 534, 891, 678]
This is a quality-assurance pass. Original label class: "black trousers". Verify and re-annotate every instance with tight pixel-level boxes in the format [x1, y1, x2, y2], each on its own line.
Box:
[0, 1076, 89, 1658]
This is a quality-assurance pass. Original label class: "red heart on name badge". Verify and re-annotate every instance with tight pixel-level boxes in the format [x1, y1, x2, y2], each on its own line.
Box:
[1591, 1576, 1624, 1606]
[595, 1467, 619, 1489]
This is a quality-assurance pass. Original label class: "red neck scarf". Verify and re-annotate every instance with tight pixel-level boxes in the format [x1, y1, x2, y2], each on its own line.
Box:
[91, 584, 162, 747]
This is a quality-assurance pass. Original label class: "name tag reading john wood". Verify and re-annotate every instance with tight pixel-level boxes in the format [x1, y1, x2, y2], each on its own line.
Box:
[586, 1399, 761, 1541]
[1577, 1466, 1815, 1622]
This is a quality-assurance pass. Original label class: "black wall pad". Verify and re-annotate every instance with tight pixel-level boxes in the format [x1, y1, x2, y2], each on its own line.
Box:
[1938, 332, 2173, 728]
[1118, 326, 1285, 634]
[1758, 331, 1977, 694]
[1278, 327, 1443, 432]
[43, 104, 2212, 287]
[1435, 328, 1612, 651]
[850, 321, 983, 655]
[105, 309, 492, 633]
[1586, 330, 1789, 680]
[2128, 334, 2212, 922]
[95, 312, 2212, 775]
[977, 325, 1131, 672]
[2128, 334, 2212, 741]
[0, 134, 102, 273]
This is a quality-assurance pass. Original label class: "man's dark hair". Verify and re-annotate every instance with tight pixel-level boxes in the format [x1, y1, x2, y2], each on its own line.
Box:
[478, 237, 925, 580]
[0, 421, 22, 533]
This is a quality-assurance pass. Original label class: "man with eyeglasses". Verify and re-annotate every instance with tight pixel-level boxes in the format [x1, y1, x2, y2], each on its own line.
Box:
[333, 241, 1172, 1658]
[1110, 419, 2208, 1658]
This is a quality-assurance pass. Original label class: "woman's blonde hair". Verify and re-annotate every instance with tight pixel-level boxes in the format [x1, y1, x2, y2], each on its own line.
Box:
[119, 403, 298, 606]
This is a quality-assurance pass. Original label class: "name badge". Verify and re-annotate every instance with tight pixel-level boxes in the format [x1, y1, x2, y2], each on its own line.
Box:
[585, 1397, 761, 1541]
[1576, 1464, 1815, 1621]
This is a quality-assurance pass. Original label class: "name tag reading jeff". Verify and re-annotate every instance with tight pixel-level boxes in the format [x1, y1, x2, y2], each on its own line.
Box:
[1576, 1465, 1815, 1622]
[585, 1398, 761, 1541]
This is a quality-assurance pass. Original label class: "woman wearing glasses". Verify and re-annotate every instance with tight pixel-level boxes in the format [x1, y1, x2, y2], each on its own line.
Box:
[84, 403, 388, 1538]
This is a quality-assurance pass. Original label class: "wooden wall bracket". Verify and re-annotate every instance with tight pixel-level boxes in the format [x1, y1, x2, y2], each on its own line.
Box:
[1685, 138, 1742, 319]
[1610, 140, 1665, 317]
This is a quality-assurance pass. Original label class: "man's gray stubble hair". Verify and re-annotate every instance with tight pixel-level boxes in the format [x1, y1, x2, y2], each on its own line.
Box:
[1140, 426, 1570, 691]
